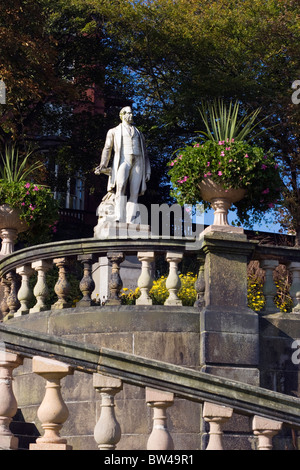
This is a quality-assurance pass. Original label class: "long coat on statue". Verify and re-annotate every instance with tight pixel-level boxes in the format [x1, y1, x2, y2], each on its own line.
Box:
[100, 123, 151, 196]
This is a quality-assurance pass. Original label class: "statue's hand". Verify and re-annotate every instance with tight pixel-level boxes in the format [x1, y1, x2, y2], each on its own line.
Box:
[146, 173, 150, 182]
[94, 164, 104, 175]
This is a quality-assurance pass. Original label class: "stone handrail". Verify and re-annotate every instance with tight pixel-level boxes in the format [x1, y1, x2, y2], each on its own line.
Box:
[0, 237, 198, 276]
[1, 323, 300, 450]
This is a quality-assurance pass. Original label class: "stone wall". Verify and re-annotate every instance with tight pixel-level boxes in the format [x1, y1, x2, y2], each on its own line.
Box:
[9, 305, 201, 450]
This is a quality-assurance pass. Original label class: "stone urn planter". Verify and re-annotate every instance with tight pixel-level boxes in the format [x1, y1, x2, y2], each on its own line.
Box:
[0, 204, 27, 257]
[198, 178, 246, 228]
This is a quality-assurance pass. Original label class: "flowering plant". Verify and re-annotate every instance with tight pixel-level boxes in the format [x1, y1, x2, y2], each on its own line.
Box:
[168, 101, 282, 227]
[0, 180, 59, 244]
[0, 145, 60, 244]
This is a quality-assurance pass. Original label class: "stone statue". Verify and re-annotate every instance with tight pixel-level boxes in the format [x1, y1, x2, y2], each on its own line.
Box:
[95, 106, 151, 224]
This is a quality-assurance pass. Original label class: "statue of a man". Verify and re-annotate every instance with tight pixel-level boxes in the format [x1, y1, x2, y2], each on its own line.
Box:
[95, 106, 151, 223]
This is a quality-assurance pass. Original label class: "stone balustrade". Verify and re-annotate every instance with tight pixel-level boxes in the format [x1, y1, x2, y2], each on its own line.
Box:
[0, 238, 201, 321]
[254, 245, 300, 315]
[1, 236, 300, 320]
[0, 349, 290, 451]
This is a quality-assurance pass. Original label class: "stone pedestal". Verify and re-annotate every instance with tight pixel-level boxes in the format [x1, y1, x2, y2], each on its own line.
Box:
[199, 231, 259, 383]
[199, 231, 259, 450]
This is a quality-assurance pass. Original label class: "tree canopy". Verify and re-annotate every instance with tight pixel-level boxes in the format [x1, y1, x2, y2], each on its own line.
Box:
[0, 0, 300, 240]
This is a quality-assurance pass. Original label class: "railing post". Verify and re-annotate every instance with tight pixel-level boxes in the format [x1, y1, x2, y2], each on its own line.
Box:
[77, 254, 96, 307]
[146, 388, 174, 450]
[0, 277, 10, 320]
[52, 258, 71, 310]
[194, 255, 205, 308]
[106, 252, 124, 305]
[30, 356, 74, 450]
[136, 252, 154, 305]
[0, 351, 23, 450]
[30, 260, 52, 313]
[286, 261, 300, 312]
[260, 259, 279, 314]
[93, 373, 122, 450]
[4, 271, 20, 320]
[164, 252, 183, 306]
[252, 415, 282, 450]
[203, 402, 233, 450]
[16, 265, 34, 316]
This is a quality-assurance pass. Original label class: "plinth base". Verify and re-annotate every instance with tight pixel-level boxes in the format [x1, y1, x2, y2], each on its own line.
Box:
[30, 442, 72, 451]
[94, 221, 150, 239]
[0, 435, 19, 450]
[201, 224, 244, 236]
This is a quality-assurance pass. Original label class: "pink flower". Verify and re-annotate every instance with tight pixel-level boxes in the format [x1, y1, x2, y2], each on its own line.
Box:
[177, 176, 188, 184]
[226, 147, 231, 151]
[231, 138, 235, 143]
[218, 161, 221, 165]
[204, 174, 207, 178]
[218, 171, 222, 176]
[206, 162, 210, 166]
[33, 185, 39, 191]
[220, 151, 225, 157]
[244, 154, 249, 158]
[268, 203, 275, 208]
[229, 159, 233, 162]
[261, 164, 267, 170]
[25, 182, 30, 189]
[207, 172, 212, 176]
[21, 202, 25, 206]
[178, 155, 183, 159]
[170, 162, 174, 166]
[262, 188, 270, 194]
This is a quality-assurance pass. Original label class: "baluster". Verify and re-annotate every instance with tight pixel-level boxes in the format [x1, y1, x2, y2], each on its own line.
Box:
[194, 256, 205, 308]
[76, 254, 96, 307]
[252, 415, 282, 450]
[0, 278, 10, 320]
[203, 402, 233, 450]
[136, 252, 154, 305]
[0, 228, 18, 257]
[15, 265, 34, 316]
[146, 388, 174, 450]
[0, 351, 23, 450]
[260, 259, 279, 314]
[106, 252, 124, 305]
[93, 373, 122, 450]
[164, 252, 183, 306]
[30, 356, 74, 451]
[4, 271, 21, 320]
[30, 260, 52, 313]
[52, 258, 71, 310]
[286, 261, 300, 312]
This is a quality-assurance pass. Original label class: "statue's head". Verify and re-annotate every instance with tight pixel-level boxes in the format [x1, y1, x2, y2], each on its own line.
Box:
[120, 106, 133, 124]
